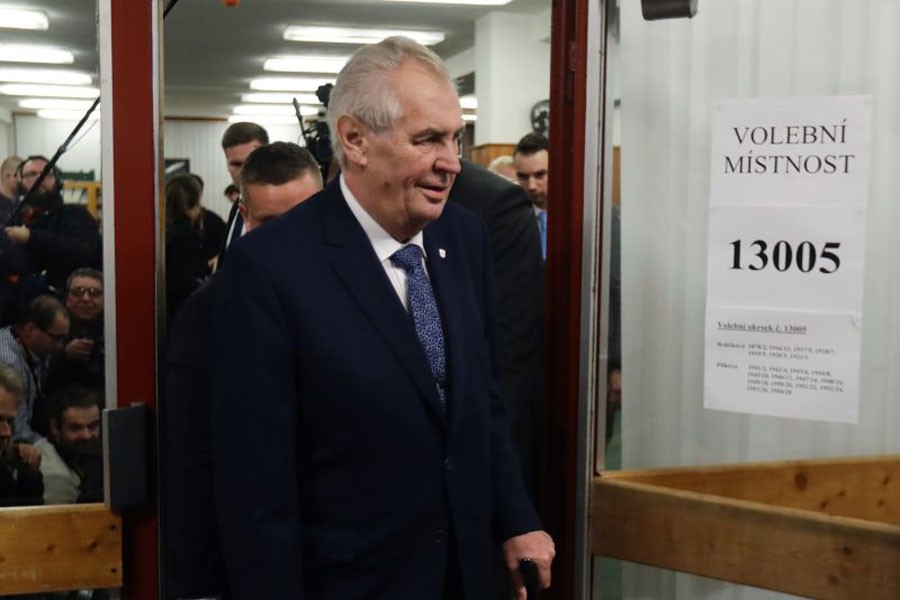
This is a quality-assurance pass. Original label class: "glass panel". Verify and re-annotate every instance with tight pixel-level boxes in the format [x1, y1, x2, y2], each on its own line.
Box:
[0, 0, 112, 594]
[0, 0, 105, 507]
[602, 0, 900, 597]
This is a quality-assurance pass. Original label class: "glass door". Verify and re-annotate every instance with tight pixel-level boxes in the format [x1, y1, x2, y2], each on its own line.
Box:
[591, 0, 900, 597]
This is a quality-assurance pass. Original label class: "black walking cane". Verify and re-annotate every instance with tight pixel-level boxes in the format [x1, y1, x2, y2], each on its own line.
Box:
[518, 558, 541, 599]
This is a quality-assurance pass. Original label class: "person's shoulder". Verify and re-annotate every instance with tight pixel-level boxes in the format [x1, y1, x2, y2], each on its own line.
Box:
[34, 438, 64, 470]
[233, 185, 332, 256]
[450, 160, 529, 215]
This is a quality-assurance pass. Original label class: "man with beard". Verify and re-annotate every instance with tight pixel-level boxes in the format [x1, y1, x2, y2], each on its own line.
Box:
[4, 155, 101, 293]
[35, 385, 102, 504]
[0, 363, 43, 507]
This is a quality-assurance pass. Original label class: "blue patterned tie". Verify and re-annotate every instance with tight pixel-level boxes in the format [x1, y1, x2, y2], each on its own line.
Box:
[390, 244, 447, 406]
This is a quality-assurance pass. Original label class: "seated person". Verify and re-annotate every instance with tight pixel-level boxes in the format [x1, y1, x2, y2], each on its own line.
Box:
[0, 364, 43, 506]
[47, 268, 105, 396]
[35, 385, 102, 504]
[0, 294, 70, 442]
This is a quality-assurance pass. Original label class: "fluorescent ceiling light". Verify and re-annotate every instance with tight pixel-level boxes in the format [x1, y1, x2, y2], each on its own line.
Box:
[264, 56, 349, 74]
[0, 84, 98, 98]
[381, 0, 512, 4]
[0, 44, 74, 64]
[19, 98, 93, 110]
[0, 9, 48, 30]
[0, 68, 92, 85]
[284, 25, 444, 46]
[459, 95, 477, 110]
[227, 115, 304, 125]
[37, 109, 99, 121]
[249, 77, 334, 92]
[233, 104, 319, 117]
[462, 114, 477, 122]
[242, 92, 321, 105]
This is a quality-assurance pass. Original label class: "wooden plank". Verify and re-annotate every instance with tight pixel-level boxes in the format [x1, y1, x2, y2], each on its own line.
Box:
[0, 503, 122, 595]
[592, 477, 900, 599]
[469, 143, 517, 167]
[603, 455, 900, 525]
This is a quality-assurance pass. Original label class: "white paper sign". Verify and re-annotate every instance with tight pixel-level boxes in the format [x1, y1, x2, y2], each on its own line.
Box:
[704, 95, 871, 423]
[705, 307, 861, 424]
[709, 96, 872, 207]
[706, 206, 865, 312]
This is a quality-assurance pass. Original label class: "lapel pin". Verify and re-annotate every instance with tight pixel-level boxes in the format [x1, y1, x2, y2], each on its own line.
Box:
[439, 248, 447, 258]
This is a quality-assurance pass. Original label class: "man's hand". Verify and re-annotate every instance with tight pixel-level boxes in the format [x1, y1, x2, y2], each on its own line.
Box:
[12, 443, 42, 472]
[65, 338, 95, 361]
[3, 226, 30, 245]
[502, 530, 555, 599]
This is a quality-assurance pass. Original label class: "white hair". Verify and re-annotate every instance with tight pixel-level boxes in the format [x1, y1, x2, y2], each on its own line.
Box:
[327, 36, 453, 166]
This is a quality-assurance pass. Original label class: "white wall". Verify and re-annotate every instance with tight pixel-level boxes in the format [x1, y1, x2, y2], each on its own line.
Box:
[474, 10, 552, 145]
[14, 114, 102, 177]
[163, 120, 304, 221]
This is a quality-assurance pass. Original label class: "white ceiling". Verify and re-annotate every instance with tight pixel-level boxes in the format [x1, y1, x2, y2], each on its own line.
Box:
[2, 0, 550, 120]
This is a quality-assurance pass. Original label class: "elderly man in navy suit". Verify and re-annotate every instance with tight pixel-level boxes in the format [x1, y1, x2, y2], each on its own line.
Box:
[211, 36, 554, 599]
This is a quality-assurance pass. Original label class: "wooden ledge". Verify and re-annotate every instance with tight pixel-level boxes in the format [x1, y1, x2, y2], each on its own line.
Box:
[0, 503, 122, 595]
[592, 455, 900, 599]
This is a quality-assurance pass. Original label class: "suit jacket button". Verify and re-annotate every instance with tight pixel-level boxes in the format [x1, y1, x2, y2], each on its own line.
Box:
[444, 457, 454, 471]
[432, 529, 446, 544]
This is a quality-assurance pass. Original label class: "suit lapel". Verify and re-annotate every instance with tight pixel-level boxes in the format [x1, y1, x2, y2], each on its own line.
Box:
[318, 184, 447, 426]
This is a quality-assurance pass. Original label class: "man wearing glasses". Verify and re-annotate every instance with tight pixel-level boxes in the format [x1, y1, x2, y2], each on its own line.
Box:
[0, 295, 69, 442]
[47, 268, 105, 396]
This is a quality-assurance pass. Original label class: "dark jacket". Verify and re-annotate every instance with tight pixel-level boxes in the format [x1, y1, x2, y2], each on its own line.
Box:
[211, 181, 540, 599]
[22, 192, 101, 292]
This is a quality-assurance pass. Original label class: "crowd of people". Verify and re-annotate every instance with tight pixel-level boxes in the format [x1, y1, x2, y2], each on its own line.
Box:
[0, 153, 105, 513]
[5, 34, 561, 600]
[159, 37, 557, 600]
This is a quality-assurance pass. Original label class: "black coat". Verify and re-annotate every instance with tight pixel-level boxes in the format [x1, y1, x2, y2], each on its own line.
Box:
[448, 160, 545, 498]
[23, 193, 101, 291]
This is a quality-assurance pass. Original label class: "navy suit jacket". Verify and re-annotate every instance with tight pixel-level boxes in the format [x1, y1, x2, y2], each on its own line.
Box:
[164, 275, 229, 599]
[211, 180, 540, 599]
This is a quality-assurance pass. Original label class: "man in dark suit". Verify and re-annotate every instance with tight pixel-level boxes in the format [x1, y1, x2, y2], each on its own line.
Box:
[164, 143, 322, 600]
[216, 122, 268, 267]
[211, 37, 554, 599]
[449, 161, 544, 499]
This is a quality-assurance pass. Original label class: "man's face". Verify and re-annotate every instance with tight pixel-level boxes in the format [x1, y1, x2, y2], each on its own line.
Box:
[18, 158, 57, 196]
[28, 313, 70, 357]
[344, 61, 463, 241]
[514, 150, 549, 209]
[240, 173, 322, 232]
[66, 276, 104, 323]
[51, 405, 100, 450]
[0, 388, 17, 452]
[225, 141, 263, 186]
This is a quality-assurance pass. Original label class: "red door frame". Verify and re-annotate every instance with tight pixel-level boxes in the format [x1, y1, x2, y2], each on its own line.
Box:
[112, 0, 593, 595]
[108, 0, 160, 597]
[544, 0, 589, 597]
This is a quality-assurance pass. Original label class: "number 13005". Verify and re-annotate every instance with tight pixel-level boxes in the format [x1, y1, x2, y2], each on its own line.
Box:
[729, 240, 841, 273]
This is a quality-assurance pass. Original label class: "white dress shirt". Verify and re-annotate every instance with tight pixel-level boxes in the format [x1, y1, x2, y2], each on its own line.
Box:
[340, 174, 428, 312]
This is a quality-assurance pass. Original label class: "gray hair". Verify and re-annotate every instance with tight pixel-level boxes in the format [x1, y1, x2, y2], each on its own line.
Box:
[0, 364, 24, 403]
[488, 155, 514, 173]
[327, 36, 452, 166]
